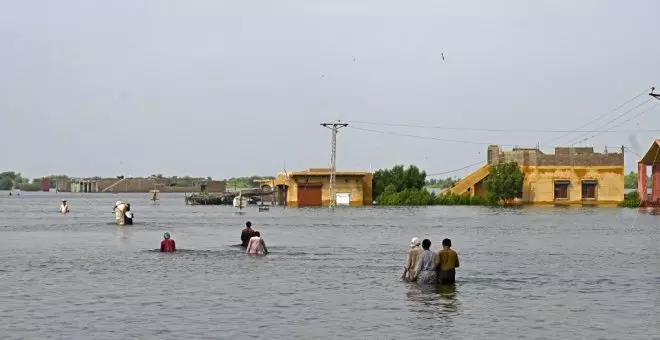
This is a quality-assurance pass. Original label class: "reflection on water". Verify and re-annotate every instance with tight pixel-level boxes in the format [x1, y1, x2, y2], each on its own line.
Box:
[115, 225, 131, 241]
[406, 283, 460, 322]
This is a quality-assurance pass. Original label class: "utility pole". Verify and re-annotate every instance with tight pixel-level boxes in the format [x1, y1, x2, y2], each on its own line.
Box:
[321, 121, 348, 208]
[651, 87, 660, 101]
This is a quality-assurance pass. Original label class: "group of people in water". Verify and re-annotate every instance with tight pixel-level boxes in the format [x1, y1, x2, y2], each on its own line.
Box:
[402, 237, 459, 284]
[240, 221, 268, 255]
[158, 221, 268, 255]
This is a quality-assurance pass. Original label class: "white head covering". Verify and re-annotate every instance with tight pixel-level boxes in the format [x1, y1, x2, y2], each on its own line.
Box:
[115, 201, 123, 206]
[410, 237, 421, 248]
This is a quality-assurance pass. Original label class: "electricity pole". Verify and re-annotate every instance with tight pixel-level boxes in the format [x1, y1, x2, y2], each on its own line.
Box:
[651, 87, 660, 101]
[321, 121, 348, 208]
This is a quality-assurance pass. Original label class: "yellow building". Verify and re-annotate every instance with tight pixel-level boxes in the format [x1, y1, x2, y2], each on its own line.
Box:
[265, 168, 373, 207]
[448, 146, 624, 204]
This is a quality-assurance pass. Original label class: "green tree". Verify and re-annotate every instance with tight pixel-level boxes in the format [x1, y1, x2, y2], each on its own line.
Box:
[378, 184, 437, 206]
[484, 162, 524, 205]
[0, 177, 13, 190]
[372, 165, 426, 199]
[0, 171, 29, 190]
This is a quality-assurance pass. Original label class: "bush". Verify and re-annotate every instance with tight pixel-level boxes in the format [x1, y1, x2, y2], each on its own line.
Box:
[436, 192, 491, 206]
[378, 185, 437, 206]
[619, 191, 642, 208]
[17, 183, 42, 191]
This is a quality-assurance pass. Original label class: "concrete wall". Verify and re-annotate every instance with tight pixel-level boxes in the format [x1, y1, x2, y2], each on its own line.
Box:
[457, 146, 625, 204]
[520, 166, 624, 203]
[67, 178, 226, 193]
[282, 174, 373, 207]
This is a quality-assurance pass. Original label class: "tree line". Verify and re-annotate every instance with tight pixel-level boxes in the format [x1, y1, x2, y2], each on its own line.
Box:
[372, 163, 523, 206]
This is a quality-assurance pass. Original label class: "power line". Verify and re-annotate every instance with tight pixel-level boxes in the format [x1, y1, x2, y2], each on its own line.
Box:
[348, 126, 529, 146]
[427, 161, 485, 176]
[566, 98, 654, 145]
[542, 87, 652, 146]
[346, 120, 660, 133]
[569, 101, 660, 145]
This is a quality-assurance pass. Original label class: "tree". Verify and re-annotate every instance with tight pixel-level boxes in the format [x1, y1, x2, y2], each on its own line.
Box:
[0, 177, 13, 190]
[484, 162, 524, 205]
[0, 171, 28, 190]
[372, 165, 426, 199]
[624, 171, 651, 189]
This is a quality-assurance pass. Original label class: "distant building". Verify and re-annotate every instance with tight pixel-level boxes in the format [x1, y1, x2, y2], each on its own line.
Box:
[449, 145, 624, 204]
[270, 168, 373, 207]
[65, 177, 226, 193]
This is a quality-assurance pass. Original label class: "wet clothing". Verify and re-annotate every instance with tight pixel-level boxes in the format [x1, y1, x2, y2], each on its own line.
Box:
[404, 246, 422, 280]
[114, 203, 128, 225]
[414, 249, 438, 284]
[124, 211, 133, 225]
[60, 204, 69, 213]
[435, 248, 459, 284]
[240, 227, 255, 247]
[161, 239, 176, 252]
[246, 236, 267, 255]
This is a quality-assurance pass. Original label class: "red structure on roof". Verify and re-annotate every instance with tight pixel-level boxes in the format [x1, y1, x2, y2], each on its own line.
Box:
[41, 178, 49, 192]
[637, 139, 660, 206]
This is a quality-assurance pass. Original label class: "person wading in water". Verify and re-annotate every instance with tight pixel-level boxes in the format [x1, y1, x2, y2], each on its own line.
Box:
[240, 221, 255, 247]
[402, 237, 422, 281]
[413, 239, 438, 284]
[246, 231, 268, 255]
[160, 232, 176, 252]
[435, 238, 459, 284]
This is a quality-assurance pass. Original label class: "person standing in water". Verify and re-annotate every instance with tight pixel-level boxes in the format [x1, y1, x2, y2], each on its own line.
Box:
[435, 238, 459, 284]
[124, 204, 134, 225]
[413, 239, 437, 284]
[246, 231, 268, 255]
[59, 200, 70, 214]
[402, 237, 422, 281]
[160, 232, 176, 252]
[240, 221, 255, 247]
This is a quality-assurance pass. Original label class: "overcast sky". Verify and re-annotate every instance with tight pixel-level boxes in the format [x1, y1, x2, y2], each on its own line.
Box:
[1, 0, 658, 179]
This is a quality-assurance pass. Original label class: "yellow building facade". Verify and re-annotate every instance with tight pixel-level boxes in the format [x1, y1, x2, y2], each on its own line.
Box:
[267, 168, 373, 207]
[449, 146, 624, 204]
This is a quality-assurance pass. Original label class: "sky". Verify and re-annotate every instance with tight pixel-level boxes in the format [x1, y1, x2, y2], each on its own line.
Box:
[0, 0, 658, 180]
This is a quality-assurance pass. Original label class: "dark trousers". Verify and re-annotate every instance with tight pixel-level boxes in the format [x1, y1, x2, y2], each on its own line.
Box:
[437, 269, 456, 284]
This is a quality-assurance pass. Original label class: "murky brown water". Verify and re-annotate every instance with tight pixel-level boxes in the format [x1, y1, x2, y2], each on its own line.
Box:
[1, 192, 658, 339]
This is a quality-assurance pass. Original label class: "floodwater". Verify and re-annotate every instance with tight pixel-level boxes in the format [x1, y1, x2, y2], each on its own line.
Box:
[1, 192, 658, 340]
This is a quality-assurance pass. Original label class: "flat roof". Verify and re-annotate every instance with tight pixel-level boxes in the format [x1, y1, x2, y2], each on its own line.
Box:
[289, 171, 370, 176]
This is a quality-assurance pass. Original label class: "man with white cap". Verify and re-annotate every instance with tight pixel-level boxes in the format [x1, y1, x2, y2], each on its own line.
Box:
[402, 237, 422, 281]
[113, 200, 128, 225]
[59, 199, 70, 214]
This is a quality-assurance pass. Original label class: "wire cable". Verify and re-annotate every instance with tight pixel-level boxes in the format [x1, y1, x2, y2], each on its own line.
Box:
[542, 87, 652, 146]
[348, 126, 533, 147]
[426, 161, 485, 176]
[566, 98, 654, 145]
[345, 120, 660, 133]
[570, 101, 660, 145]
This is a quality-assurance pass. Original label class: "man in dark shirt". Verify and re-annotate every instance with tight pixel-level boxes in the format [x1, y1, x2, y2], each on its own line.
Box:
[240, 221, 255, 247]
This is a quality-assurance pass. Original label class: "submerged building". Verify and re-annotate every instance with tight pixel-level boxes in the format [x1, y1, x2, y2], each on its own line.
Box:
[265, 168, 373, 207]
[449, 145, 624, 204]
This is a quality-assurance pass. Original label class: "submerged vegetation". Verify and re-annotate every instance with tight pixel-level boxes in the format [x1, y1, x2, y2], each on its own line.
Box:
[435, 192, 490, 206]
[618, 191, 642, 208]
[373, 165, 434, 206]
